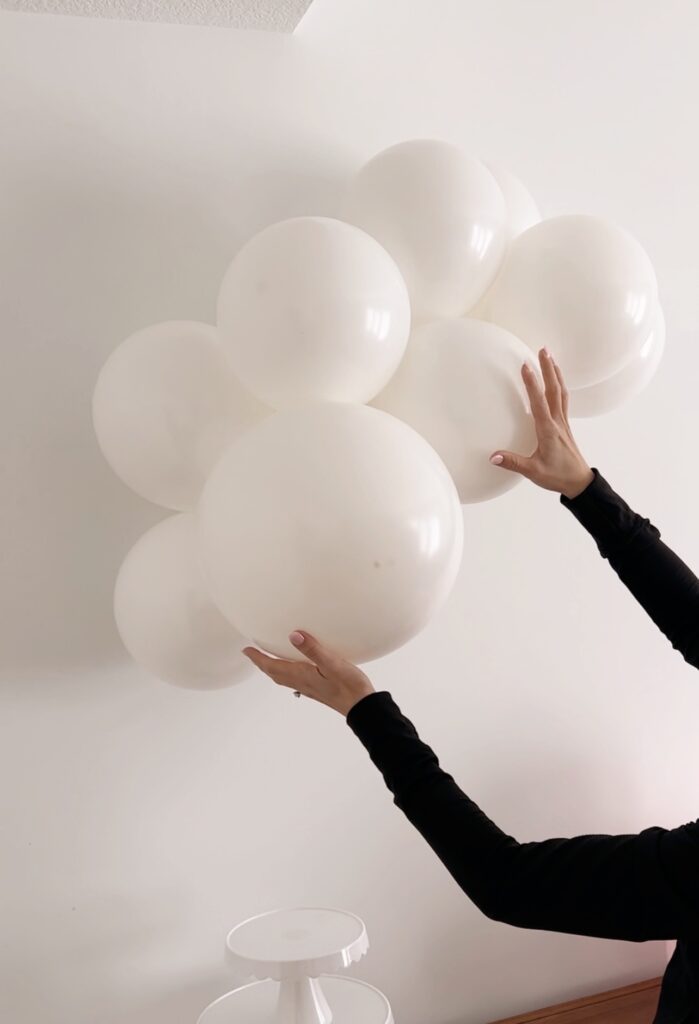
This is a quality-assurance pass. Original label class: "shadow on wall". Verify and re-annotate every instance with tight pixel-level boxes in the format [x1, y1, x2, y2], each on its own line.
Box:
[0, 146, 348, 688]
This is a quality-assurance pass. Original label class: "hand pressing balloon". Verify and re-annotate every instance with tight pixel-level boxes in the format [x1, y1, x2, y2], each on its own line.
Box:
[373, 318, 537, 504]
[243, 630, 376, 717]
[489, 349, 594, 499]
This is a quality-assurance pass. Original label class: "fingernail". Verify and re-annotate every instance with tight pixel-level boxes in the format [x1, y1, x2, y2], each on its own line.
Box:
[490, 454, 504, 465]
[289, 631, 304, 647]
[543, 347, 551, 357]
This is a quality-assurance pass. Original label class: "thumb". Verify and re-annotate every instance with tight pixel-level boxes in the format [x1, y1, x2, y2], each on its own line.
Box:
[489, 450, 534, 478]
[289, 630, 339, 671]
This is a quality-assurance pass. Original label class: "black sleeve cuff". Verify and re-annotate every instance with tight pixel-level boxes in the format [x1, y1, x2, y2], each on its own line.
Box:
[560, 468, 658, 558]
[346, 690, 400, 737]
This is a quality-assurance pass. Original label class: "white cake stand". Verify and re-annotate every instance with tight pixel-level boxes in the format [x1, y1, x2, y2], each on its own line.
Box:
[197, 976, 393, 1024]
[197, 907, 393, 1024]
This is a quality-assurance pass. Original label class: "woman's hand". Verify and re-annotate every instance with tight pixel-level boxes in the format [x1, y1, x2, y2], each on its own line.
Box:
[242, 631, 376, 716]
[490, 348, 594, 499]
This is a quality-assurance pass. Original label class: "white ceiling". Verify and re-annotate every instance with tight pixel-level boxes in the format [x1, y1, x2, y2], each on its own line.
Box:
[0, 0, 315, 31]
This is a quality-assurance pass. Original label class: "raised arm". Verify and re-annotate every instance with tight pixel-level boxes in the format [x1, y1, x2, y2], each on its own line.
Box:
[490, 348, 699, 669]
[560, 470, 699, 668]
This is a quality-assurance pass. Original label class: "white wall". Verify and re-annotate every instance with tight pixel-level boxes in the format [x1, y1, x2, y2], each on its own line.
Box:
[1, 2, 698, 1022]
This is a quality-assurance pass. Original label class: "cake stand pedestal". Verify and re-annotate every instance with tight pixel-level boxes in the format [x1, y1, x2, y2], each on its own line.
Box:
[197, 907, 393, 1024]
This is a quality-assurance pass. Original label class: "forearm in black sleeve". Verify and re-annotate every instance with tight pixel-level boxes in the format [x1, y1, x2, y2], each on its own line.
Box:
[348, 692, 699, 942]
[561, 470, 699, 669]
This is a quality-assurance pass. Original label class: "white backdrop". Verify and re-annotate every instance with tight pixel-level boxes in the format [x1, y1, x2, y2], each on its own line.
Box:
[1, 2, 698, 1022]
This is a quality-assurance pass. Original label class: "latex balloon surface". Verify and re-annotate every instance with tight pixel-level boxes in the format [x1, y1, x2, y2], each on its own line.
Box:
[217, 217, 411, 410]
[374, 319, 537, 504]
[197, 404, 464, 663]
[114, 514, 252, 689]
[467, 168, 541, 319]
[568, 307, 665, 418]
[488, 215, 658, 389]
[93, 321, 268, 510]
[486, 163, 541, 241]
[344, 139, 506, 321]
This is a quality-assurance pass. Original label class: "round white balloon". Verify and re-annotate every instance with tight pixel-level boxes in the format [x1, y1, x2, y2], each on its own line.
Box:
[488, 215, 658, 389]
[466, 292, 493, 320]
[93, 321, 268, 511]
[486, 163, 541, 241]
[114, 514, 252, 689]
[197, 404, 464, 664]
[344, 139, 506, 321]
[373, 319, 537, 504]
[568, 306, 665, 418]
[217, 217, 411, 410]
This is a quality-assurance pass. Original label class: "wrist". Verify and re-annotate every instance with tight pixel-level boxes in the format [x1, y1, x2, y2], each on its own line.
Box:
[339, 685, 376, 717]
[561, 467, 594, 500]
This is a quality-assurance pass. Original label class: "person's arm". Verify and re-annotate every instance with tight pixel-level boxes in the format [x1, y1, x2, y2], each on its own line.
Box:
[244, 634, 699, 941]
[347, 690, 699, 942]
[560, 470, 699, 669]
[490, 348, 699, 669]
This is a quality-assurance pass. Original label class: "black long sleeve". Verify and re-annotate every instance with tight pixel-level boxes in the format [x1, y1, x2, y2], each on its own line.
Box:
[348, 691, 699, 942]
[560, 469, 699, 669]
[346, 472, 699, 956]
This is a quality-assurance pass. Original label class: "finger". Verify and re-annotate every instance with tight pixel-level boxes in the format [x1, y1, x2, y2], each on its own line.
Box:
[489, 450, 535, 479]
[243, 647, 310, 690]
[521, 362, 552, 435]
[242, 646, 279, 675]
[539, 348, 563, 419]
[288, 630, 343, 674]
[552, 358, 570, 420]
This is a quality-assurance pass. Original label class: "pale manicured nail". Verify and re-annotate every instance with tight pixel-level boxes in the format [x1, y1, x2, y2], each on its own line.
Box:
[490, 454, 504, 465]
[289, 631, 304, 647]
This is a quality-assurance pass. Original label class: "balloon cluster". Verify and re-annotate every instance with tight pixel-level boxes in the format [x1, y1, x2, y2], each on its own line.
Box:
[93, 139, 662, 689]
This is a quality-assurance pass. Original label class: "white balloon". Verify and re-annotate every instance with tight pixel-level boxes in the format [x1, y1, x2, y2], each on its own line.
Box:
[568, 306, 665, 418]
[114, 514, 252, 689]
[486, 163, 541, 241]
[217, 217, 411, 410]
[488, 215, 659, 389]
[374, 319, 537, 504]
[344, 139, 506, 321]
[197, 405, 464, 664]
[467, 293, 492, 320]
[93, 321, 268, 511]
[465, 165, 539, 320]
